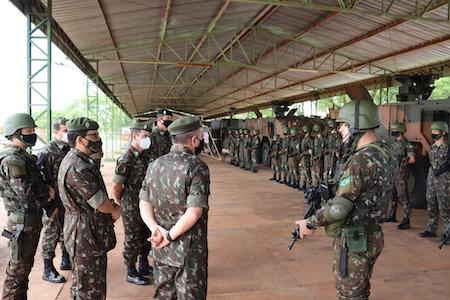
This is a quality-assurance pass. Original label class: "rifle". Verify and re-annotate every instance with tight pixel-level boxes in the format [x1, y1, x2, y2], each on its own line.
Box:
[439, 223, 450, 249]
[288, 184, 329, 250]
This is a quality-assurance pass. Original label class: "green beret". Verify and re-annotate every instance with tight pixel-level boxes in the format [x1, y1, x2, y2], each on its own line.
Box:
[168, 116, 202, 136]
[54, 117, 68, 126]
[67, 117, 99, 132]
[131, 121, 152, 132]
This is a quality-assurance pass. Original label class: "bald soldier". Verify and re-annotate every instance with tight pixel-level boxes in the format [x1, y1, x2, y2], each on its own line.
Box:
[140, 116, 210, 299]
[58, 117, 120, 299]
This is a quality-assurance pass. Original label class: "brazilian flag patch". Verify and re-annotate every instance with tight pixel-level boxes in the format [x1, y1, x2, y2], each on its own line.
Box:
[339, 176, 352, 192]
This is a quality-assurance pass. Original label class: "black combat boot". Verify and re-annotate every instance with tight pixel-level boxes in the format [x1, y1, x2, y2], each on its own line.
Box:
[398, 218, 410, 230]
[138, 255, 154, 276]
[127, 265, 151, 285]
[418, 230, 437, 238]
[270, 175, 276, 180]
[60, 248, 71, 270]
[43, 258, 66, 283]
[385, 214, 397, 223]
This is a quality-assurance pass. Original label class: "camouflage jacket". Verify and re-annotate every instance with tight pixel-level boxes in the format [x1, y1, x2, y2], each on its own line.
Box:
[37, 140, 69, 202]
[391, 137, 415, 171]
[139, 145, 210, 268]
[429, 143, 450, 178]
[151, 126, 173, 159]
[251, 136, 260, 151]
[290, 136, 301, 157]
[326, 131, 342, 156]
[281, 136, 292, 160]
[313, 135, 326, 160]
[301, 134, 314, 156]
[113, 145, 147, 214]
[58, 148, 116, 257]
[310, 143, 393, 227]
[270, 140, 282, 158]
[0, 145, 49, 214]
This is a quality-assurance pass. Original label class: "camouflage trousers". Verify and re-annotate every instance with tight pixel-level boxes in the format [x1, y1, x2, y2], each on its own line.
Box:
[333, 230, 384, 300]
[122, 209, 151, 266]
[250, 149, 258, 172]
[299, 156, 311, 189]
[425, 172, 450, 234]
[71, 253, 107, 300]
[311, 158, 324, 188]
[288, 157, 299, 185]
[239, 148, 245, 168]
[41, 209, 66, 260]
[153, 259, 207, 300]
[281, 157, 290, 182]
[233, 147, 240, 166]
[2, 220, 42, 300]
[244, 149, 252, 170]
[387, 169, 410, 220]
[271, 157, 281, 180]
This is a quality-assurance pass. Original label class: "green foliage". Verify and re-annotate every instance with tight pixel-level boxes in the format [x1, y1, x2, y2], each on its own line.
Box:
[430, 77, 450, 100]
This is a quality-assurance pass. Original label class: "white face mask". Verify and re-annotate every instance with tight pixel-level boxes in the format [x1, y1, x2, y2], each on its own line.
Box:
[61, 132, 69, 144]
[139, 137, 151, 150]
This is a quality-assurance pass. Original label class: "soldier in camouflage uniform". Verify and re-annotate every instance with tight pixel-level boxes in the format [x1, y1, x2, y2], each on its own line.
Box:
[419, 121, 450, 240]
[280, 127, 291, 185]
[386, 122, 416, 230]
[296, 100, 394, 300]
[233, 129, 242, 167]
[58, 117, 120, 300]
[221, 129, 231, 163]
[229, 130, 236, 165]
[37, 117, 70, 284]
[324, 119, 342, 185]
[288, 128, 300, 188]
[243, 129, 252, 170]
[311, 123, 326, 188]
[151, 109, 173, 159]
[140, 116, 210, 300]
[0, 113, 55, 300]
[299, 125, 313, 190]
[269, 135, 282, 181]
[250, 129, 260, 173]
[112, 121, 153, 285]
[239, 129, 246, 169]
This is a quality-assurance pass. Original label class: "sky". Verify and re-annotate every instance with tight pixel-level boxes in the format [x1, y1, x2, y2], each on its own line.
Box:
[0, 1, 88, 124]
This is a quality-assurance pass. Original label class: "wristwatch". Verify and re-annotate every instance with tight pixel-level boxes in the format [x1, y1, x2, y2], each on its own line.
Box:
[166, 231, 174, 243]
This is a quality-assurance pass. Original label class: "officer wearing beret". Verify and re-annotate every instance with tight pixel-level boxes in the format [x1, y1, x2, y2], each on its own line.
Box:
[140, 116, 210, 299]
[151, 109, 173, 159]
[1, 113, 55, 299]
[58, 117, 120, 300]
[112, 121, 152, 285]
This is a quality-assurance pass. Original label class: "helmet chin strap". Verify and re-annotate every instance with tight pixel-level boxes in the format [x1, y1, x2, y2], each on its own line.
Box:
[350, 99, 360, 136]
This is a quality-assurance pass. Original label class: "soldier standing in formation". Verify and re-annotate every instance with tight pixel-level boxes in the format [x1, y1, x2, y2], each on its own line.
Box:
[243, 129, 252, 170]
[229, 130, 236, 165]
[296, 100, 394, 300]
[250, 129, 260, 173]
[288, 128, 300, 188]
[112, 121, 153, 286]
[37, 117, 70, 284]
[1, 113, 55, 300]
[58, 117, 120, 299]
[324, 119, 342, 185]
[151, 109, 173, 159]
[269, 134, 282, 181]
[239, 129, 246, 169]
[311, 123, 325, 188]
[419, 121, 450, 239]
[386, 122, 416, 230]
[221, 129, 231, 163]
[299, 125, 313, 190]
[280, 127, 291, 185]
[140, 116, 210, 299]
[233, 129, 242, 167]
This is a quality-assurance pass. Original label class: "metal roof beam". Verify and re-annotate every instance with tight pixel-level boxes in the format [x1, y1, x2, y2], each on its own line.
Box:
[229, 0, 450, 23]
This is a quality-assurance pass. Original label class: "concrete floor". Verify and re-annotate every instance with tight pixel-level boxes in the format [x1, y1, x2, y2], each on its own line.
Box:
[1, 157, 450, 299]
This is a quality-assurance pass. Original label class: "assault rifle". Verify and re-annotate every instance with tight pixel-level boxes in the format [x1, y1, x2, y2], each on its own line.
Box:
[439, 224, 450, 249]
[288, 184, 330, 250]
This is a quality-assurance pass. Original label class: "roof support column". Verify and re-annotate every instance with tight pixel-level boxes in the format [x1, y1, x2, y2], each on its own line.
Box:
[86, 60, 99, 121]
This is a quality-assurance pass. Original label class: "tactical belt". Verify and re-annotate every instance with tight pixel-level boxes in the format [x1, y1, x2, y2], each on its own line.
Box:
[9, 210, 42, 225]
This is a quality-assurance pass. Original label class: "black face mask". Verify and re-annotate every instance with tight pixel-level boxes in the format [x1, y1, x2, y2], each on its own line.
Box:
[85, 138, 103, 154]
[195, 138, 205, 155]
[431, 133, 442, 141]
[163, 120, 173, 129]
[390, 131, 400, 138]
[21, 133, 38, 147]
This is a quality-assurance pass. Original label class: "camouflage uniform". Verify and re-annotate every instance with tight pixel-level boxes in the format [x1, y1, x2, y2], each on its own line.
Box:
[37, 140, 70, 262]
[140, 144, 210, 300]
[59, 148, 116, 300]
[308, 144, 393, 300]
[387, 138, 415, 221]
[250, 132, 260, 173]
[0, 144, 50, 299]
[281, 135, 291, 184]
[243, 132, 252, 170]
[113, 146, 151, 270]
[425, 143, 450, 234]
[324, 130, 342, 184]
[299, 133, 313, 189]
[239, 132, 246, 168]
[151, 126, 173, 159]
[288, 132, 300, 187]
[270, 136, 282, 181]
[311, 133, 326, 188]
[233, 133, 241, 166]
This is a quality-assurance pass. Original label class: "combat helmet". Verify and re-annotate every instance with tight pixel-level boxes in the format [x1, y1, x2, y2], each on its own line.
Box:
[283, 127, 290, 135]
[336, 100, 380, 131]
[313, 123, 323, 133]
[390, 121, 406, 133]
[302, 124, 311, 133]
[431, 121, 449, 133]
[290, 128, 298, 135]
[326, 119, 337, 128]
[3, 113, 37, 137]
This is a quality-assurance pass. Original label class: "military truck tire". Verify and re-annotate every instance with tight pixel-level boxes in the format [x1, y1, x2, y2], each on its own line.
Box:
[408, 155, 428, 209]
[261, 139, 271, 167]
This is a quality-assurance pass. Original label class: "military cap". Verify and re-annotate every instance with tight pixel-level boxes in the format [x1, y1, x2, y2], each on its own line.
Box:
[67, 117, 99, 132]
[156, 109, 173, 117]
[54, 117, 68, 126]
[131, 120, 152, 132]
[168, 116, 202, 136]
